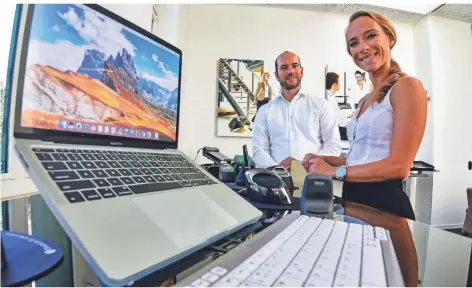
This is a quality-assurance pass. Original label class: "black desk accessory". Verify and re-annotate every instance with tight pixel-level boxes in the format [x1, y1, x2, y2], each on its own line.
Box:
[235, 145, 251, 186]
[268, 166, 294, 195]
[1, 231, 64, 287]
[219, 163, 236, 183]
[245, 168, 294, 206]
[300, 174, 334, 219]
[202, 146, 232, 164]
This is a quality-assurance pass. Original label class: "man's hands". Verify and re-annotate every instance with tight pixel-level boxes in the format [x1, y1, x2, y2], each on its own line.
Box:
[280, 157, 294, 170]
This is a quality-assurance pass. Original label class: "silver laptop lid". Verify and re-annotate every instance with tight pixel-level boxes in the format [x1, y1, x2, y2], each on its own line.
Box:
[13, 4, 182, 151]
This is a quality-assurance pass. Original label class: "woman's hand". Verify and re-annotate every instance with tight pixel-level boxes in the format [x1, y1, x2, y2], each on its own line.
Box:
[302, 153, 321, 171]
[309, 158, 336, 178]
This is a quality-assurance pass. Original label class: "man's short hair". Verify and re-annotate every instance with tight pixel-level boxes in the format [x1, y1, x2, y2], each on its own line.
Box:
[275, 51, 302, 72]
[326, 72, 339, 90]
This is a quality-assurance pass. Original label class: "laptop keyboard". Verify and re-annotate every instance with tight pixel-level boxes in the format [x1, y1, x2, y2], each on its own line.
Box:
[32, 148, 217, 203]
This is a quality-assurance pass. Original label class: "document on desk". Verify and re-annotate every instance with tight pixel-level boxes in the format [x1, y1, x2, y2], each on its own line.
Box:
[290, 160, 308, 197]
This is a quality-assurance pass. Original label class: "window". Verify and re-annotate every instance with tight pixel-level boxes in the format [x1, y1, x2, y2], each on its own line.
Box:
[1, 4, 38, 201]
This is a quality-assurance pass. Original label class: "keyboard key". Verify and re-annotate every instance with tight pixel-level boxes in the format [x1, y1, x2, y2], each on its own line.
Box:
[82, 190, 101, 201]
[32, 148, 54, 153]
[64, 192, 85, 203]
[132, 176, 146, 184]
[95, 161, 110, 169]
[143, 176, 156, 183]
[160, 168, 170, 174]
[120, 177, 135, 185]
[92, 170, 107, 178]
[163, 175, 174, 182]
[118, 161, 132, 168]
[130, 169, 143, 176]
[93, 179, 110, 187]
[66, 162, 83, 170]
[190, 279, 209, 287]
[108, 161, 121, 169]
[81, 162, 97, 169]
[117, 169, 131, 176]
[81, 154, 96, 161]
[201, 272, 219, 283]
[361, 236, 387, 286]
[130, 162, 143, 168]
[52, 153, 68, 161]
[140, 168, 153, 175]
[55, 149, 69, 153]
[375, 227, 388, 241]
[108, 178, 124, 186]
[211, 267, 228, 276]
[106, 154, 120, 161]
[128, 155, 139, 161]
[112, 186, 133, 196]
[149, 162, 161, 168]
[180, 181, 192, 187]
[137, 155, 148, 161]
[129, 182, 183, 194]
[214, 276, 240, 287]
[274, 275, 303, 287]
[35, 153, 53, 161]
[67, 154, 83, 161]
[95, 154, 107, 161]
[117, 155, 130, 161]
[141, 161, 152, 168]
[98, 188, 116, 198]
[57, 180, 95, 191]
[107, 169, 120, 177]
[48, 171, 79, 181]
[42, 162, 68, 171]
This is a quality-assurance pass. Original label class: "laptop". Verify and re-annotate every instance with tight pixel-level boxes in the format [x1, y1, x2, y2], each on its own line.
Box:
[11, 4, 262, 286]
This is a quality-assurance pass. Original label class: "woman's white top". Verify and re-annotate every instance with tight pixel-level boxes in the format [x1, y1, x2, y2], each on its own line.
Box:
[264, 82, 270, 99]
[350, 82, 372, 107]
[346, 85, 394, 166]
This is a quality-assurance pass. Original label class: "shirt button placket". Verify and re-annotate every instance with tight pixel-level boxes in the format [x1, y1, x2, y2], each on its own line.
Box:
[288, 103, 293, 156]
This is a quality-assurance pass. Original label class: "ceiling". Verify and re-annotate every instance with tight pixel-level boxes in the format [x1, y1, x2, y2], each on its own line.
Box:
[261, 4, 472, 24]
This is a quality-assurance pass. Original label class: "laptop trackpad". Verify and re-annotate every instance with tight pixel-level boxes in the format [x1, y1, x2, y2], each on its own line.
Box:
[131, 188, 239, 249]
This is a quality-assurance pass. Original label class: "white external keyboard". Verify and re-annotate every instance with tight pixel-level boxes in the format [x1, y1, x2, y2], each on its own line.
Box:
[186, 215, 396, 287]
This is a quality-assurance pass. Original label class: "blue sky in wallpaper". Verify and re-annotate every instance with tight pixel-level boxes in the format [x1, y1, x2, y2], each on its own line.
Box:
[26, 4, 180, 91]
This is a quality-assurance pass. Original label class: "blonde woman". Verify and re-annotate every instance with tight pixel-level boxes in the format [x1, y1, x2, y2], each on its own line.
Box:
[303, 11, 427, 220]
[253, 72, 272, 119]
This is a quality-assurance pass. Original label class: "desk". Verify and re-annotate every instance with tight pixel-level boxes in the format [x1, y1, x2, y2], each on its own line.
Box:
[175, 202, 472, 287]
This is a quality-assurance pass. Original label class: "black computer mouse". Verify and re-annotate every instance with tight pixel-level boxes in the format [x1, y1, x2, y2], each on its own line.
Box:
[245, 168, 293, 205]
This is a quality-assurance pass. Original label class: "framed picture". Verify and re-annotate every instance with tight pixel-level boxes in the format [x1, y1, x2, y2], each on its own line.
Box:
[216, 58, 269, 138]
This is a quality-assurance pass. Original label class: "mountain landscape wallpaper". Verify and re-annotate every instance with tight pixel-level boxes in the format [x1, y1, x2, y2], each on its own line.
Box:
[21, 4, 180, 141]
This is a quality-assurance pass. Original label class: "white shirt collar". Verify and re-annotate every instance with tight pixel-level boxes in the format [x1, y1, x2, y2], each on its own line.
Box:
[275, 87, 308, 103]
[326, 90, 335, 98]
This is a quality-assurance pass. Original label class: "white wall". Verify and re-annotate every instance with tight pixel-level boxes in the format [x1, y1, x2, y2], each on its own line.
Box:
[427, 16, 472, 226]
[101, 4, 153, 32]
[413, 18, 435, 165]
[176, 4, 417, 163]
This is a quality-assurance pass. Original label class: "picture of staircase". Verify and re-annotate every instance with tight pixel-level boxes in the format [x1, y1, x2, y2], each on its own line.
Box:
[216, 58, 268, 137]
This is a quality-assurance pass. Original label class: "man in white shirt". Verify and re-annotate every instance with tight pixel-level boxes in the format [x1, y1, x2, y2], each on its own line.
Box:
[326, 72, 352, 127]
[252, 51, 342, 169]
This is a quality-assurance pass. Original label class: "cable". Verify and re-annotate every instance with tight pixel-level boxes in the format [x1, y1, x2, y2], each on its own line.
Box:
[194, 148, 202, 161]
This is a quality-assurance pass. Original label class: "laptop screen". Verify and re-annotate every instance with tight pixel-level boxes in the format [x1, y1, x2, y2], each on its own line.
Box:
[17, 4, 181, 144]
